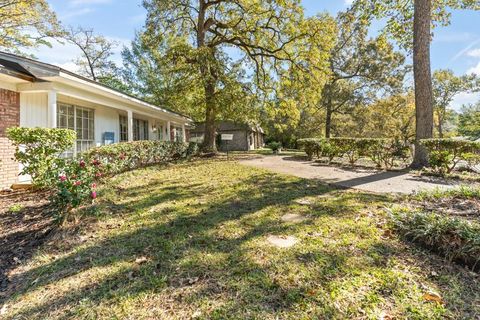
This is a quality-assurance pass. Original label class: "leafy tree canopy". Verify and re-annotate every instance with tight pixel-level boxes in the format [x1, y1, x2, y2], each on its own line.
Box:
[432, 69, 480, 137]
[458, 103, 480, 140]
[0, 0, 62, 51]
[353, 0, 480, 49]
[141, 0, 334, 151]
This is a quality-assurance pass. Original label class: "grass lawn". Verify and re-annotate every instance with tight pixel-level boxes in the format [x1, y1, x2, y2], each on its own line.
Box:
[3, 159, 479, 319]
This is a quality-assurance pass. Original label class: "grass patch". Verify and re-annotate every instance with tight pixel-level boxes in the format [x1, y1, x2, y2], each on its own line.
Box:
[415, 185, 480, 201]
[2, 159, 479, 319]
[7, 204, 24, 213]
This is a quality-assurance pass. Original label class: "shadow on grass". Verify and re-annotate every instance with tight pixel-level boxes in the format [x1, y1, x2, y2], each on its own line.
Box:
[0, 192, 54, 294]
[4, 164, 478, 318]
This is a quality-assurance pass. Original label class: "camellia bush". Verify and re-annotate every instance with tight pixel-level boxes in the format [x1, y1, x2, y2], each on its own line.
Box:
[297, 137, 409, 169]
[6, 127, 77, 187]
[7, 127, 198, 220]
[52, 158, 100, 218]
[83, 140, 198, 176]
[421, 139, 480, 175]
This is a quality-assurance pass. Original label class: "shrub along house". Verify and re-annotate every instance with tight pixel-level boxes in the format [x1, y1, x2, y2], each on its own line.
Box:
[189, 121, 265, 151]
[0, 51, 192, 188]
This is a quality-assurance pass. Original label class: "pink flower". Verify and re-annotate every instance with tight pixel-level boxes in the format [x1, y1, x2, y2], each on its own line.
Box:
[59, 175, 67, 182]
[119, 153, 126, 160]
[95, 172, 102, 178]
[91, 159, 101, 166]
[79, 160, 86, 168]
[74, 180, 82, 186]
[91, 183, 97, 189]
[91, 191, 97, 199]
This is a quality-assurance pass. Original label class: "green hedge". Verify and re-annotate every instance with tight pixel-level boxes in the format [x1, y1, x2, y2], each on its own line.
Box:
[297, 138, 409, 169]
[389, 208, 480, 271]
[421, 139, 480, 174]
[83, 140, 198, 176]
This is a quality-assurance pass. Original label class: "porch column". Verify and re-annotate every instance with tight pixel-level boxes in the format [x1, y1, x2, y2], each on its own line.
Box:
[166, 121, 171, 141]
[47, 90, 57, 128]
[127, 110, 133, 142]
[182, 124, 186, 143]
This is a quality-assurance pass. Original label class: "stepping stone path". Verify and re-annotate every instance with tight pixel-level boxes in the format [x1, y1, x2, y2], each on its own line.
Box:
[267, 235, 298, 248]
[281, 213, 306, 223]
[294, 198, 312, 206]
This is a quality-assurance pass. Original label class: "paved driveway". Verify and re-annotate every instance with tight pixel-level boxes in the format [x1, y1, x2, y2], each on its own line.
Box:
[239, 155, 462, 194]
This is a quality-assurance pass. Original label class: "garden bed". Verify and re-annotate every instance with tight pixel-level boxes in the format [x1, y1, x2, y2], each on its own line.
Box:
[410, 196, 480, 223]
[0, 190, 53, 296]
[389, 186, 480, 271]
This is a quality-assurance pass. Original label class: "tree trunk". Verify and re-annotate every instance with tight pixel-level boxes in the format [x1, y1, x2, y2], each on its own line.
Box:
[197, 0, 217, 152]
[411, 0, 434, 169]
[202, 78, 217, 152]
[437, 107, 446, 138]
[438, 115, 444, 138]
[325, 96, 332, 138]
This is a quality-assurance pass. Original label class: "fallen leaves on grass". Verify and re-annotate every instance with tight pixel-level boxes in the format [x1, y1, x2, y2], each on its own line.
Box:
[423, 291, 444, 305]
[134, 256, 149, 264]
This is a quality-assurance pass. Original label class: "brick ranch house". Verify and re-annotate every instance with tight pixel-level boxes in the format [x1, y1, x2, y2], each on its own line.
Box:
[0, 51, 192, 189]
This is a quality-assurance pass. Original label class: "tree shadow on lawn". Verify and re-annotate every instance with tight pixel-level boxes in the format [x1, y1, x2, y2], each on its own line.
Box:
[0, 192, 55, 295]
[281, 156, 456, 188]
[4, 170, 478, 318]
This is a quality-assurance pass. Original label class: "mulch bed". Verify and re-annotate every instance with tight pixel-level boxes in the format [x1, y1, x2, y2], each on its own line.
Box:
[0, 189, 54, 297]
[412, 197, 480, 224]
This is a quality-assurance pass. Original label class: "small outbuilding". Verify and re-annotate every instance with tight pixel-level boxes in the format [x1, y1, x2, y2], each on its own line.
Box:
[190, 121, 265, 151]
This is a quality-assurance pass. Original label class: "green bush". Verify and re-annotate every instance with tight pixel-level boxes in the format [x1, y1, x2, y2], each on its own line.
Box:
[6, 127, 76, 187]
[331, 138, 375, 166]
[51, 158, 99, 220]
[367, 139, 410, 170]
[297, 138, 321, 160]
[297, 137, 409, 168]
[267, 141, 282, 154]
[297, 138, 343, 162]
[421, 139, 480, 175]
[83, 140, 198, 176]
[389, 208, 480, 270]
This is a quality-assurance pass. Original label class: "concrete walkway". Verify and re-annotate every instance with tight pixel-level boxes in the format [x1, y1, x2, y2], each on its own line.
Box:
[239, 155, 462, 194]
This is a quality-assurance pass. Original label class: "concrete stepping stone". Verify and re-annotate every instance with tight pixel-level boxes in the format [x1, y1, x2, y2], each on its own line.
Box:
[281, 213, 306, 223]
[294, 198, 312, 205]
[267, 235, 298, 248]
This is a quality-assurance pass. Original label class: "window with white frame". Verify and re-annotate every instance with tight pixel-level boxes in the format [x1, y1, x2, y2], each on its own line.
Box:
[76, 106, 95, 153]
[133, 118, 149, 141]
[57, 103, 94, 156]
[156, 123, 164, 140]
[173, 126, 184, 142]
[119, 115, 128, 142]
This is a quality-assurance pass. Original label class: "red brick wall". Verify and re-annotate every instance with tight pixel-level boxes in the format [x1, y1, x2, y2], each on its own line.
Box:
[0, 88, 20, 188]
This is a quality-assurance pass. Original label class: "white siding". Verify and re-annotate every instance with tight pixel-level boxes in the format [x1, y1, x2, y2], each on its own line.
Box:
[18, 92, 179, 146]
[94, 105, 121, 145]
[20, 92, 48, 127]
